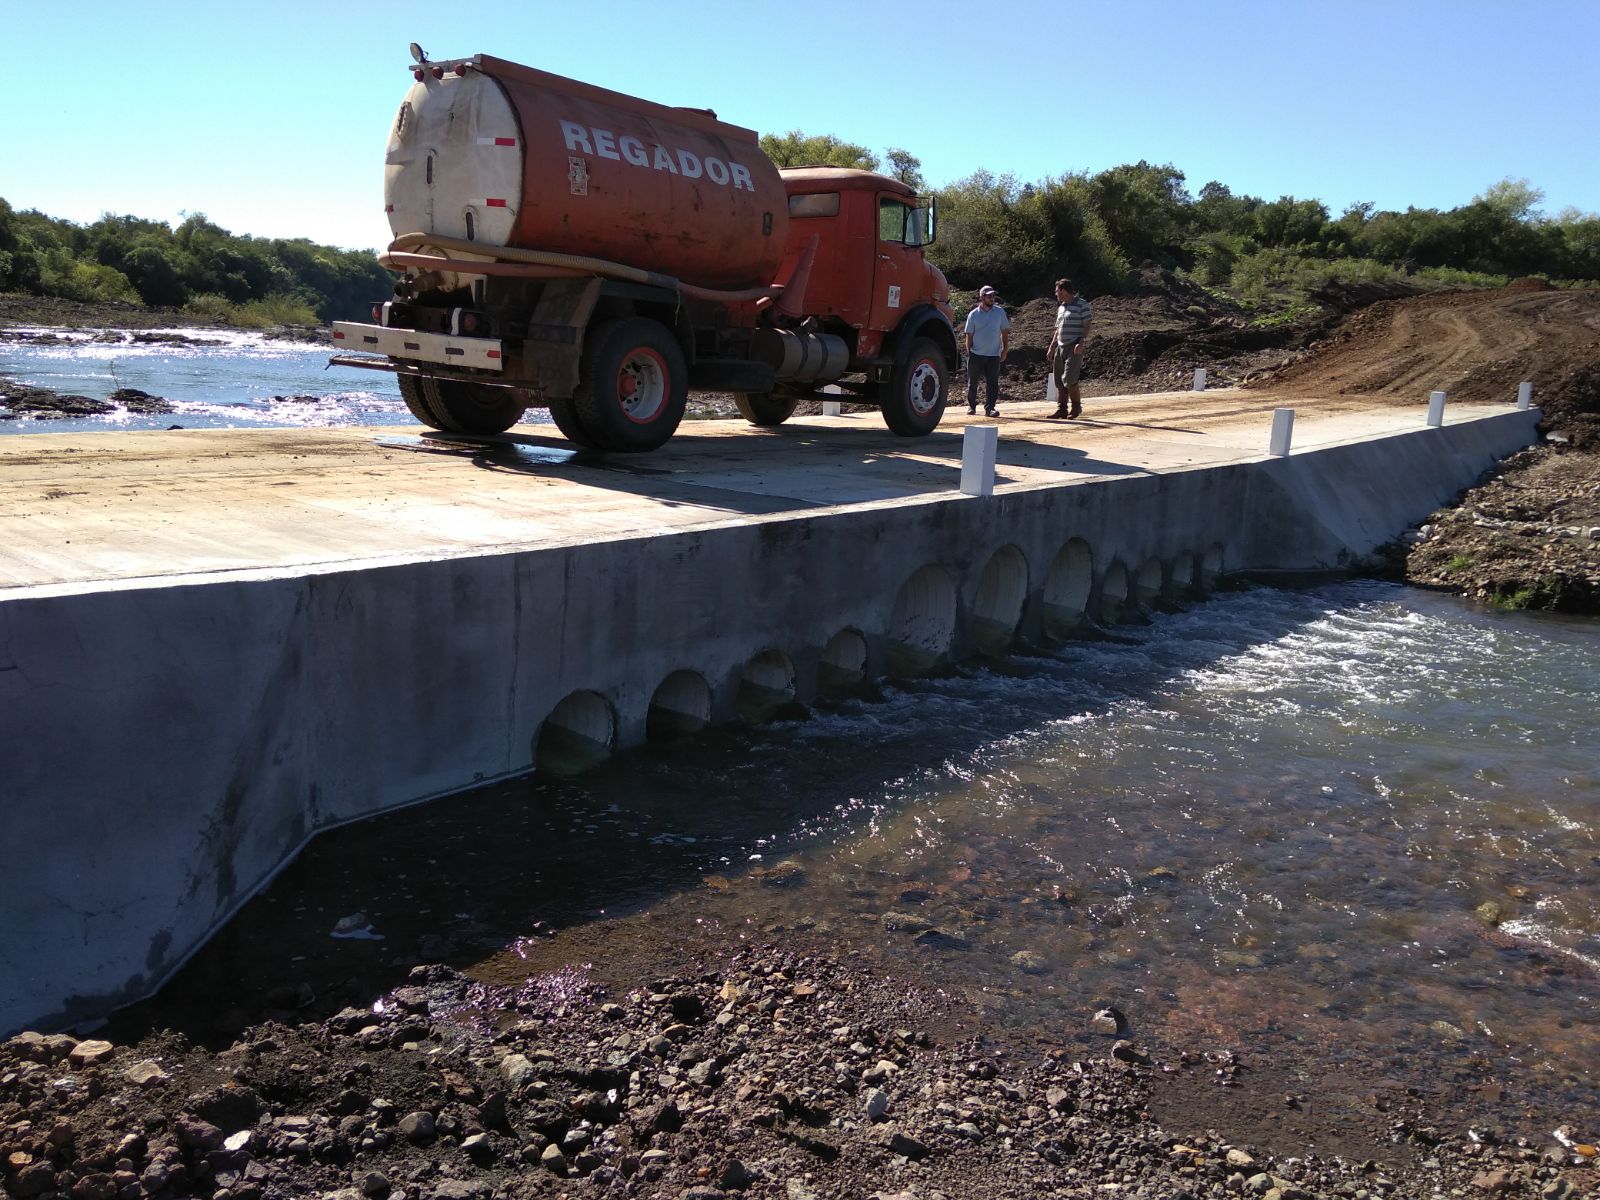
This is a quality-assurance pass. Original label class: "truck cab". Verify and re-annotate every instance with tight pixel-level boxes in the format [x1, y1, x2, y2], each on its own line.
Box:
[759, 169, 957, 433]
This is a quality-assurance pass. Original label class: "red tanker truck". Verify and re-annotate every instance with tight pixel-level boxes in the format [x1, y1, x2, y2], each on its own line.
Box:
[329, 46, 958, 452]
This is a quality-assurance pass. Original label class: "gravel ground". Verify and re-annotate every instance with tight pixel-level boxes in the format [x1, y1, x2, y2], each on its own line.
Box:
[5, 944, 1598, 1200]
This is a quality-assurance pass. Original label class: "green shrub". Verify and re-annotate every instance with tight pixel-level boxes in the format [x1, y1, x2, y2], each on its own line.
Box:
[240, 293, 319, 326]
[1413, 265, 1508, 289]
[181, 291, 318, 328]
[182, 293, 237, 323]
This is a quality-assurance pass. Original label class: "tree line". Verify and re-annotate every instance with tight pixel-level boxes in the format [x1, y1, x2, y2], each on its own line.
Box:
[5, 150, 1597, 326]
[0, 201, 391, 326]
[760, 133, 1600, 305]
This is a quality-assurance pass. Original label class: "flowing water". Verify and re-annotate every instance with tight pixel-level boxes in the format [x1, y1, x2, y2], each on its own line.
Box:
[12, 333, 1596, 1122]
[0, 326, 546, 434]
[130, 582, 1600, 1125]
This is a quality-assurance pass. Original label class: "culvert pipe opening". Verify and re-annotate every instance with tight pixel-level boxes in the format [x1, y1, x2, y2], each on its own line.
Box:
[738, 649, 799, 723]
[1099, 561, 1130, 625]
[818, 629, 869, 699]
[1042, 538, 1093, 642]
[972, 545, 1029, 656]
[1170, 552, 1197, 597]
[535, 689, 616, 775]
[647, 670, 712, 742]
[1135, 558, 1164, 610]
[887, 564, 957, 677]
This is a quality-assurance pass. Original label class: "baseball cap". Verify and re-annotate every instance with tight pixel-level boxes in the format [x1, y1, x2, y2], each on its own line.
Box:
[978, 285, 998, 297]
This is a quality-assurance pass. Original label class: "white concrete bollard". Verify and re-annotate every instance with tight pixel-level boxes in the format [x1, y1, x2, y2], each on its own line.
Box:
[1517, 381, 1533, 410]
[1269, 407, 1295, 457]
[960, 423, 999, 497]
[1193, 368, 1207, 392]
[1427, 390, 1446, 427]
[821, 384, 842, 417]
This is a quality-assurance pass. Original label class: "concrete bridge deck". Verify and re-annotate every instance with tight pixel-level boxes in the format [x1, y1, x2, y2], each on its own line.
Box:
[0, 389, 1515, 594]
[0, 388, 1541, 1034]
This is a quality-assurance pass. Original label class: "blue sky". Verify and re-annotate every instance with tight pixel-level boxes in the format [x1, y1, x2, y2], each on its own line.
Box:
[6, 0, 1596, 252]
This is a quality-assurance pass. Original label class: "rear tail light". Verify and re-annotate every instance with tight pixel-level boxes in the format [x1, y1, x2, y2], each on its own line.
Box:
[430, 66, 444, 79]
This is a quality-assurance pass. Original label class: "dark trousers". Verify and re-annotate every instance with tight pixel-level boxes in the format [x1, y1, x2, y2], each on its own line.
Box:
[967, 354, 1000, 410]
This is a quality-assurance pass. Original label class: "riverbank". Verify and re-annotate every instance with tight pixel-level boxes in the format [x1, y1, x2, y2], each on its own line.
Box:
[1399, 361, 1600, 612]
[5, 941, 1595, 1200]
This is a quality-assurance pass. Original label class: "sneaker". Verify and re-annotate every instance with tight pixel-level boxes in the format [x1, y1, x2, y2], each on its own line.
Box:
[1049, 408, 1072, 419]
[1069, 402, 1082, 418]
[967, 406, 977, 416]
[985, 408, 999, 418]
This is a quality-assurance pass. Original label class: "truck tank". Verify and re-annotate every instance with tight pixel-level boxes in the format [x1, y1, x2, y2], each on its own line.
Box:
[386, 54, 790, 291]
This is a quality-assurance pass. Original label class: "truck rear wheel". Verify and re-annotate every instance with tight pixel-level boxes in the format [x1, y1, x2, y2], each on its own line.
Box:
[546, 397, 601, 449]
[881, 337, 947, 437]
[575, 318, 688, 452]
[429, 379, 526, 435]
[734, 392, 799, 426]
[397, 373, 445, 429]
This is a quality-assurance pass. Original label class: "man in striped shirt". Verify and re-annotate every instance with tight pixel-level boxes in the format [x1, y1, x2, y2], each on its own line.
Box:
[1047, 278, 1093, 419]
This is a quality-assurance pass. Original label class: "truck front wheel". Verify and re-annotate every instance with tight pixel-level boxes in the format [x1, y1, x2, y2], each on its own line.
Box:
[734, 392, 799, 427]
[881, 338, 947, 437]
[575, 318, 688, 452]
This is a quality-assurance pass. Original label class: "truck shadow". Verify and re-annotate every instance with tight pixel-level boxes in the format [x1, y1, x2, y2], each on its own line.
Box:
[375, 424, 1144, 518]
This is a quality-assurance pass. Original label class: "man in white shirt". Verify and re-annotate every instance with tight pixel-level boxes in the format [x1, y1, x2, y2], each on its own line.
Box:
[963, 285, 1011, 417]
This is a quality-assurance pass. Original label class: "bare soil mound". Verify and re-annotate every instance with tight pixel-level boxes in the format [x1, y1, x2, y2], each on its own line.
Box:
[989, 268, 1432, 399]
[1248, 286, 1600, 404]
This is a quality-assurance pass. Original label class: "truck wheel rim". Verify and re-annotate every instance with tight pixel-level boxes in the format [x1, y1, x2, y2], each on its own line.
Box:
[618, 349, 669, 423]
[908, 359, 940, 416]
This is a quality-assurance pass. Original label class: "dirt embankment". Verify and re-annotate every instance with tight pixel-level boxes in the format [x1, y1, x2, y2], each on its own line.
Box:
[993, 275, 1600, 613]
[1254, 281, 1600, 612]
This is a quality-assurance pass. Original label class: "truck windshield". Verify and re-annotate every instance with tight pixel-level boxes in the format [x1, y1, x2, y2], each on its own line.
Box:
[879, 198, 935, 247]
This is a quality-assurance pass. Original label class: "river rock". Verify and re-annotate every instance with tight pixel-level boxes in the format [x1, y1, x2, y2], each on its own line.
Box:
[109, 387, 173, 413]
[864, 1087, 890, 1121]
[881, 911, 933, 933]
[540, 1142, 568, 1175]
[0, 384, 114, 417]
[1010, 949, 1049, 974]
[397, 1110, 435, 1143]
[123, 1061, 169, 1088]
[500, 1052, 535, 1087]
[67, 1039, 115, 1068]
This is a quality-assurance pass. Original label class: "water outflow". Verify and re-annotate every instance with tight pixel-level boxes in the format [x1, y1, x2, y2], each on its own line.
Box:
[133, 583, 1600, 1117]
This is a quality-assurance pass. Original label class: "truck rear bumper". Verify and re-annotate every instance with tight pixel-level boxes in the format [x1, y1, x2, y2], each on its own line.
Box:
[330, 322, 505, 372]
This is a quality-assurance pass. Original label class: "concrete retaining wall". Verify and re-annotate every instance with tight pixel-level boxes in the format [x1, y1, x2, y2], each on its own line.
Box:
[0, 409, 1538, 1034]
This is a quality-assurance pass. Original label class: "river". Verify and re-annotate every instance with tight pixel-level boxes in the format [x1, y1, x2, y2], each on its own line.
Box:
[10, 329, 1596, 1130]
[119, 582, 1600, 1130]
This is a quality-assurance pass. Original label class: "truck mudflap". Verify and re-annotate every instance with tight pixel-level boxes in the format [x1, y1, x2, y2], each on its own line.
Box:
[330, 322, 505, 372]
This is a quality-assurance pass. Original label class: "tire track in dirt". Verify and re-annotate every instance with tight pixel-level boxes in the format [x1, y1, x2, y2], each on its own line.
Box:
[1252, 285, 1600, 404]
